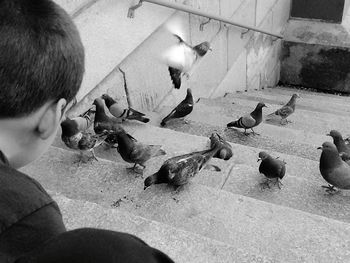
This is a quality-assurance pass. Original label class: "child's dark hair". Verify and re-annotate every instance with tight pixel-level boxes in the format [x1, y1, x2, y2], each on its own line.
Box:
[0, 0, 85, 118]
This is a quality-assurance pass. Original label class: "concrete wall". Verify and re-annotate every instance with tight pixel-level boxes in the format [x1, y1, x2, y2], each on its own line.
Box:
[55, 0, 291, 115]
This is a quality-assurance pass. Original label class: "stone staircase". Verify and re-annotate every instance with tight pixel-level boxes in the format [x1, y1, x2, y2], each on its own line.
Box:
[21, 86, 350, 262]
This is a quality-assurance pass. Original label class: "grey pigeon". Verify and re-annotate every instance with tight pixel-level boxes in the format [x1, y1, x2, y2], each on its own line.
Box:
[61, 108, 106, 162]
[318, 141, 350, 193]
[161, 88, 193, 126]
[144, 143, 221, 190]
[101, 94, 150, 123]
[258, 152, 286, 189]
[327, 130, 350, 156]
[165, 34, 211, 89]
[93, 98, 124, 135]
[111, 129, 166, 174]
[209, 133, 233, 161]
[267, 94, 300, 125]
[227, 102, 266, 135]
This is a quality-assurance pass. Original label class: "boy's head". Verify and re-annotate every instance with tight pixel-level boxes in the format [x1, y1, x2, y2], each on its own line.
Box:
[0, 0, 84, 168]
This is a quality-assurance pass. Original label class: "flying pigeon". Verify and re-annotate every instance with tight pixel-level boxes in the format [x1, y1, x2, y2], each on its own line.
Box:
[61, 108, 106, 162]
[266, 94, 300, 125]
[257, 152, 286, 189]
[93, 98, 124, 135]
[164, 34, 212, 89]
[227, 102, 266, 135]
[111, 129, 166, 175]
[161, 88, 193, 126]
[327, 130, 350, 156]
[318, 141, 350, 193]
[144, 143, 221, 190]
[209, 133, 233, 160]
[101, 94, 150, 123]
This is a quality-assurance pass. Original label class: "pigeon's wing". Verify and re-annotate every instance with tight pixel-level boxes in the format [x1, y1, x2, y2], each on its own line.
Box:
[172, 101, 193, 118]
[182, 45, 197, 72]
[126, 133, 137, 142]
[276, 106, 293, 118]
[162, 44, 186, 70]
[168, 67, 182, 89]
[241, 114, 256, 128]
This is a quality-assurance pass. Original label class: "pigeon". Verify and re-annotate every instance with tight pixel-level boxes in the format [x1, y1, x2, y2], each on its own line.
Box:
[340, 152, 350, 165]
[144, 143, 221, 190]
[60, 109, 106, 162]
[93, 98, 124, 135]
[111, 129, 166, 174]
[164, 34, 212, 89]
[101, 94, 150, 123]
[209, 133, 233, 160]
[327, 130, 350, 156]
[161, 88, 194, 126]
[267, 94, 300, 125]
[318, 141, 350, 193]
[227, 102, 267, 135]
[257, 152, 286, 189]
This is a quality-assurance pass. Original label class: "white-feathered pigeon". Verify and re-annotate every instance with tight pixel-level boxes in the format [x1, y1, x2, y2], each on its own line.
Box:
[163, 34, 211, 89]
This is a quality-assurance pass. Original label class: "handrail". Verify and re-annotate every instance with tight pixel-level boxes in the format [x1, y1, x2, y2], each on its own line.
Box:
[128, 0, 283, 39]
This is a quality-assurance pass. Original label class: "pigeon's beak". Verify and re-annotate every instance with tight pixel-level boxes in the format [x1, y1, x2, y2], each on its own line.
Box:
[257, 158, 262, 162]
[209, 47, 212, 51]
[317, 146, 323, 150]
[326, 133, 330, 136]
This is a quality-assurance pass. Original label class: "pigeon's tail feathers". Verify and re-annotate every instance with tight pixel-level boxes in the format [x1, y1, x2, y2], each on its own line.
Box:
[173, 34, 185, 43]
[126, 108, 150, 123]
[267, 111, 278, 117]
[168, 67, 182, 89]
[227, 118, 242, 128]
[150, 145, 166, 157]
[161, 110, 175, 127]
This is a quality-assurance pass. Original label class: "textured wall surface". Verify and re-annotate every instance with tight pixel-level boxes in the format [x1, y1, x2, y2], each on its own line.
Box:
[54, 0, 291, 114]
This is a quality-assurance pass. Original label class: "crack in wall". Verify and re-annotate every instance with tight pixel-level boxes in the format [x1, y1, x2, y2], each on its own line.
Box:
[118, 67, 132, 108]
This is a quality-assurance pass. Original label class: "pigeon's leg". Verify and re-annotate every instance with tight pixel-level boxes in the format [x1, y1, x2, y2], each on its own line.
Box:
[127, 164, 144, 176]
[274, 178, 283, 189]
[251, 128, 260, 136]
[174, 185, 185, 194]
[243, 129, 249, 136]
[90, 149, 99, 161]
[259, 178, 271, 190]
[322, 184, 338, 194]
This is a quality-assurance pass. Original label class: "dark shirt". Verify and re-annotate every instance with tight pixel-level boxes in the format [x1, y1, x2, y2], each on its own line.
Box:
[0, 151, 66, 263]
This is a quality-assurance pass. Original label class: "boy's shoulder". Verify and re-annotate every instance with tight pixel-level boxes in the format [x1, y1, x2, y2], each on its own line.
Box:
[0, 151, 54, 234]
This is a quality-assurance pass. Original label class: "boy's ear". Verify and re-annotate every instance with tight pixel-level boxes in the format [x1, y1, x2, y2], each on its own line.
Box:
[37, 99, 67, 139]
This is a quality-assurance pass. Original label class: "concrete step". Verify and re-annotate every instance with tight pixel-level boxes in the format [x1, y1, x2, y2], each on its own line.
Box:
[263, 86, 350, 103]
[22, 146, 350, 262]
[231, 89, 350, 116]
[197, 95, 350, 137]
[232, 91, 350, 116]
[52, 193, 249, 263]
[53, 122, 321, 183]
[152, 101, 328, 161]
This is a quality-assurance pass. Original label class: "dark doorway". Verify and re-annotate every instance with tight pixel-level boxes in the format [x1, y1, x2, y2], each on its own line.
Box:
[291, 0, 345, 23]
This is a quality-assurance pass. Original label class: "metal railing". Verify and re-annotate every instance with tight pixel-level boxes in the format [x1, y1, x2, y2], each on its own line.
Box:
[128, 0, 283, 39]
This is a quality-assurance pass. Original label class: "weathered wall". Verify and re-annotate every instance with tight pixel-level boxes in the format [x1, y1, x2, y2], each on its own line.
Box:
[55, 0, 291, 115]
[281, 19, 350, 93]
[281, 42, 350, 93]
[212, 0, 290, 98]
